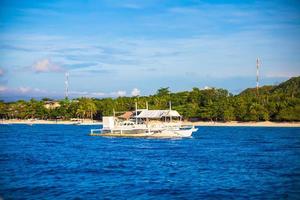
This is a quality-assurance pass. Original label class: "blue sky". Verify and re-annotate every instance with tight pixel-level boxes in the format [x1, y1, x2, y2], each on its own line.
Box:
[0, 0, 300, 100]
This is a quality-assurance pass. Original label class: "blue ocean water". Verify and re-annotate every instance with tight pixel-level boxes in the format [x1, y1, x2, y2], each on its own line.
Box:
[0, 125, 300, 200]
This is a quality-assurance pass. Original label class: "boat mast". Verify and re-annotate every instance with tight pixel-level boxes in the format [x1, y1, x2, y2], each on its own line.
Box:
[135, 101, 138, 124]
[145, 101, 149, 127]
[169, 101, 172, 123]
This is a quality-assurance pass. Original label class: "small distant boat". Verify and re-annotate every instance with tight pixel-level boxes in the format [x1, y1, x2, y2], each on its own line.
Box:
[90, 102, 198, 138]
[1, 122, 11, 125]
[26, 119, 34, 126]
[74, 122, 102, 125]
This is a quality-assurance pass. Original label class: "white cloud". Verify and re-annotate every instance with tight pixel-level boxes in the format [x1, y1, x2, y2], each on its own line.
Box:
[19, 87, 31, 93]
[0, 86, 60, 100]
[0, 86, 49, 94]
[203, 86, 212, 90]
[70, 90, 127, 98]
[91, 92, 106, 96]
[131, 88, 140, 96]
[121, 3, 142, 9]
[70, 90, 130, 98]
[115, 90, 126, 97]
[0, 68, 4, 76]
[69, 91, 106, 97]
[168, 7, 199, 14]
[32, 58, 63, 73]
[7, 86, 47, 94]
[264, 72, 299, 78]
[0, 85, 7, 92]
[33, 88, 47, 93]
[69, 91, 88, 96]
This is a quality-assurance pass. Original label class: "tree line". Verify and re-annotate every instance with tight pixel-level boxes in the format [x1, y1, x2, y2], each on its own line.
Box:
[0, 76, 299, 122]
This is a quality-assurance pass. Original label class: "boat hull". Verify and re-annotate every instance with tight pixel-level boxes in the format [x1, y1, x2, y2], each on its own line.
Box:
[90, 127, 198, 138]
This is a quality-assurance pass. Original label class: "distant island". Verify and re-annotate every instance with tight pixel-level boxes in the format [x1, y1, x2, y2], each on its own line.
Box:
[0, 76, 299, 123]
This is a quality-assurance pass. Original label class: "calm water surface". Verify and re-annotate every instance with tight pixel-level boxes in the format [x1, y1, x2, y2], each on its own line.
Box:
[0, 125, 300, 199]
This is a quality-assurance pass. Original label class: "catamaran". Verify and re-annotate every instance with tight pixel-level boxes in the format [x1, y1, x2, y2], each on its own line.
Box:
[90, 102, 198, 138]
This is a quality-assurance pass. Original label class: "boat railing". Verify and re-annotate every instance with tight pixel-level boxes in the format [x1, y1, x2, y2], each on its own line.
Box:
[180, 125, 195, 130]
[90, 129, 101, 134]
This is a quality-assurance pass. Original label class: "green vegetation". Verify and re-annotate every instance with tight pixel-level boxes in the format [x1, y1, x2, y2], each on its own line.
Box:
[1, 76, 300, 122]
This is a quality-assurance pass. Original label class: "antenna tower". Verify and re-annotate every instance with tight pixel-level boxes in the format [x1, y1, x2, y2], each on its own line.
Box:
[65, 72, 69, 99]
[256, 58, 260, 96]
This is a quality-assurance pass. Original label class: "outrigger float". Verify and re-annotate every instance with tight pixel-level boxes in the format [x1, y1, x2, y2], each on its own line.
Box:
[90, 102, 198, 138]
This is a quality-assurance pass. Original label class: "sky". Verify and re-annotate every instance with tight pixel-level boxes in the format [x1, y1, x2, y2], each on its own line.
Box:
[0, 0, 300, 101]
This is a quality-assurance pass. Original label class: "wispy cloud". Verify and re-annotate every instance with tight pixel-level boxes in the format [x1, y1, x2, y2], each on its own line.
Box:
[0, 68, 4, 76]
[70, 90, 127, 98]
[265, 72, 300, 78]
[32, 58, 64, 73]
[18, 86, 31, 93]
[111, 90, 126, 97]
[0, 44, 35, 52]
[0, 86, 49, 95]
[102, 0, 152, 10]
[168, 7, 200, 14]
[69, 91, 106, 97]
[69, 65, 113, 75]
[0, 85, 109, 99]
[0, 85, 7, 92]
[17, 86, 48, 94]
[63, 62, 99, 69]
[121, 3, 143, 9]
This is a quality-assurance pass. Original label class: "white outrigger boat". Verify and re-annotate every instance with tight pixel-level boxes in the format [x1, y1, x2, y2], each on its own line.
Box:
[90, 102, 198, 138]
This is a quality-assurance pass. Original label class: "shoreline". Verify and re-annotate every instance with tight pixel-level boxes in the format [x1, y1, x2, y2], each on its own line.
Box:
[0, 119, 102, 125]
[185, 121, 300, 127]
[1, 119, 300, 127]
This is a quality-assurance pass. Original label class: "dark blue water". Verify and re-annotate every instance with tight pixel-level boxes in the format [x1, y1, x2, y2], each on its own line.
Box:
[0, 125, 300, 199]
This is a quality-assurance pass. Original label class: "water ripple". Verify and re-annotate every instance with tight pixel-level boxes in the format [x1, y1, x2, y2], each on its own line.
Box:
[0, 125, 299, 199]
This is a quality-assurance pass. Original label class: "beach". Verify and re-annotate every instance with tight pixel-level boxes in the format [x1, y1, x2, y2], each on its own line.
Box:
[0, 119, 102, 125]
[186, 121, 300, 127]
[1, 119, 300, 127]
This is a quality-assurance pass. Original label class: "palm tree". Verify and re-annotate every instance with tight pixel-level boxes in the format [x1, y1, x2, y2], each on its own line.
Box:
[76, 98, 97, 120]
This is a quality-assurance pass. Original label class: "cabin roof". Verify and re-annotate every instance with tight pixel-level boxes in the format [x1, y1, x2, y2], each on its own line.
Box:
[118, 111, 133, 119]
[136, 110, 180, 118]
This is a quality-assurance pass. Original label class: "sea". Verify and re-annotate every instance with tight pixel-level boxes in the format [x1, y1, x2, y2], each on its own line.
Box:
[0, 124, 300, 199]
